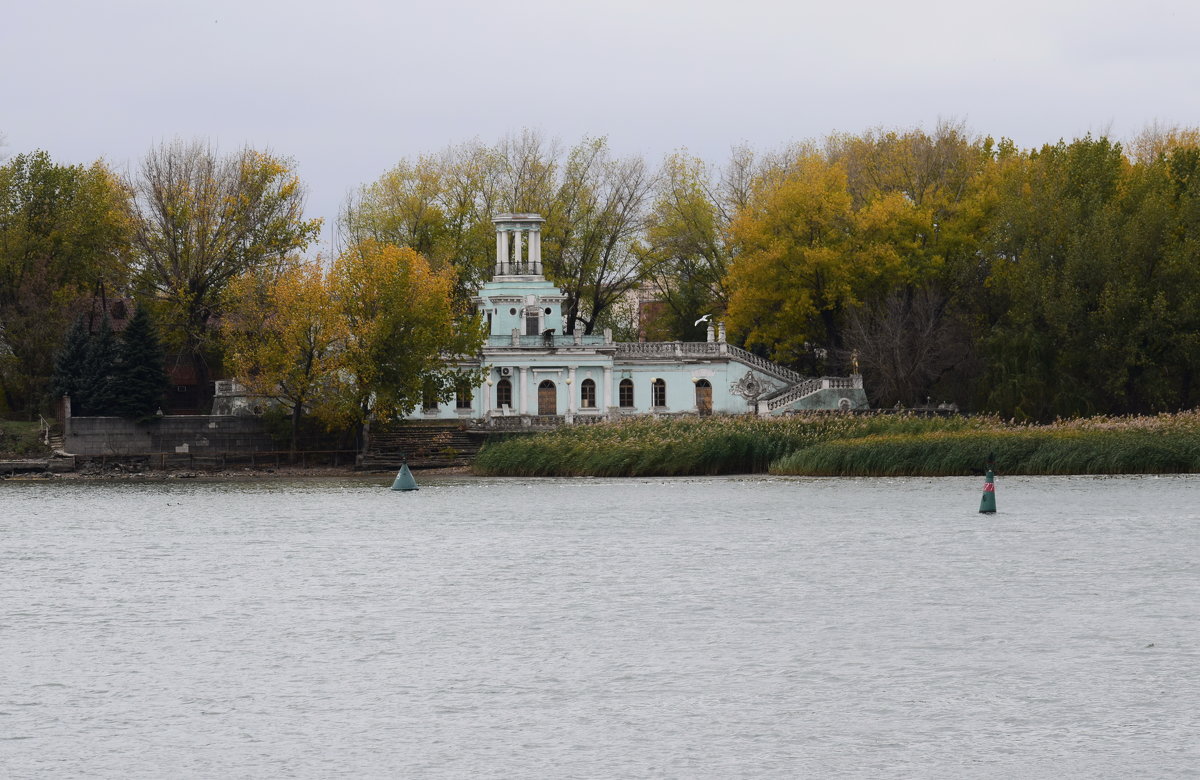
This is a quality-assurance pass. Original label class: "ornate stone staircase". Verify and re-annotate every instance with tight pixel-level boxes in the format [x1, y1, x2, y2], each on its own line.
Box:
[360, 422, 486, 470]
[721, 345, 864, 413]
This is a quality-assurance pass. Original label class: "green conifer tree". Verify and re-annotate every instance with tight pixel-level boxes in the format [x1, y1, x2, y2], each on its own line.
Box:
[78, 317, 119, 415]
[51, 316, 91, 413]
[112, 305, 168, 419]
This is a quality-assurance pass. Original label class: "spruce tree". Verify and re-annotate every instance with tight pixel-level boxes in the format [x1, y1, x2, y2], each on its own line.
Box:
[51, 316, 91, 412]
[112, 306, 168, 419]
[78, 317, 119, 415]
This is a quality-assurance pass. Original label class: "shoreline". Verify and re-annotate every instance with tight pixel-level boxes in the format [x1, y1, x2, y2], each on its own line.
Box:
[2, 463, 476, 481]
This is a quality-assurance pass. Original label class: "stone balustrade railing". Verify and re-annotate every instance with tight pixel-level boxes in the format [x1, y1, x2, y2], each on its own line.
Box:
[765, 375, 863, 412]
[614, 342, 723, 358]
[723, 344, 806, 385]
[486, 334, 609, 348]
[765, 379, 824, 411]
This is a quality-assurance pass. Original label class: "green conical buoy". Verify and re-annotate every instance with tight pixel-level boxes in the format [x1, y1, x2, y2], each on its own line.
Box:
[391, 462, 418, 491]
[979, 468, 996, 513]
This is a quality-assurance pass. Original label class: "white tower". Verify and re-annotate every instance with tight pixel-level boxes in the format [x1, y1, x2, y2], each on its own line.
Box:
[493, 213, 545, 278]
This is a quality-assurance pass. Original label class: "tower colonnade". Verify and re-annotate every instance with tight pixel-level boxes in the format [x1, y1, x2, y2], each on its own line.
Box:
[493, 213, 544, 276]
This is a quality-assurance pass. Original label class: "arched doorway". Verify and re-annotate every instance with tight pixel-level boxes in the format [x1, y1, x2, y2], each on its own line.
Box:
[537, 380, 556, 416]
[695, 379, 712, 415]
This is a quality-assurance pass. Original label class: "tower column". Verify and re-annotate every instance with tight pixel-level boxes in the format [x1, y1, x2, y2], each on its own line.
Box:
[513, 229, 523, 273]
[518, 366, 528, 415]
[499, 228, 510, 275]
[531, 230, 542, 275]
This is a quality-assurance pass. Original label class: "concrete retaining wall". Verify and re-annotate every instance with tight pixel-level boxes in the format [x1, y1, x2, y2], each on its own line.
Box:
[65, 416, 277, 456]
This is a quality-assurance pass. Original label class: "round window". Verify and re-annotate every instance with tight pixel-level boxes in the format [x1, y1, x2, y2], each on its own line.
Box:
[509, 308, 517, 315]
[545, 307, 552, 315]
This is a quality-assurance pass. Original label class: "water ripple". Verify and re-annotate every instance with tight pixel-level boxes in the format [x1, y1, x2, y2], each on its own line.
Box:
[1, 474, 1197, 778]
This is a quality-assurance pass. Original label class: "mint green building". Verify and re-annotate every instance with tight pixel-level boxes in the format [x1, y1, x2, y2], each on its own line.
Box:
[422, 213, 868, 426]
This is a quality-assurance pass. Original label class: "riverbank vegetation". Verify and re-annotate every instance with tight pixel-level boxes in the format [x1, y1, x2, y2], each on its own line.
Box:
[0, 420, 44, 457]
[473, 412, 1200, 477]
[5, 124, 1200, 427]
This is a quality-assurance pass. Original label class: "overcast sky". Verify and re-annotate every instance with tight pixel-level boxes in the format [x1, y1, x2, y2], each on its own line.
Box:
[4, 0, 1199, 254]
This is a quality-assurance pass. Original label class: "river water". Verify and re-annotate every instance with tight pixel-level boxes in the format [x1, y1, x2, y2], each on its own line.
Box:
[2, 474, 1197, 778]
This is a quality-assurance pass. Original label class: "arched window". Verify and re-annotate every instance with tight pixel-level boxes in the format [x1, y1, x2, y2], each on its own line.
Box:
[651, 378, 666, 408]
[580, 378, 596, 409]
[695, 379, 712, 415]
[619, 378, 634, 408]
[496, 378, 512, 409]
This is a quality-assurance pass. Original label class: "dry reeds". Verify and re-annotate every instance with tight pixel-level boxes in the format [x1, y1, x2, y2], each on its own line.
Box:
[473, 411, 1200, 477]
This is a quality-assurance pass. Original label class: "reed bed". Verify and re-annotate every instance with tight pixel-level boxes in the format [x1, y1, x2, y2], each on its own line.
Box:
[770, 411, 1200, 476]
[474, 413, 989, 477]
[474, 411, 1200, 477]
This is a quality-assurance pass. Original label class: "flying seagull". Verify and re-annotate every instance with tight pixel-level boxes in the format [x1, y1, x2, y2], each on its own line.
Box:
[694, 314, 712, 327]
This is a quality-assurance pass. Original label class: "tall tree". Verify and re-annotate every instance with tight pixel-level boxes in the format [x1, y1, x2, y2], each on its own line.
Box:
[111, 305, 168, 419]
[51, 316, 91, 412]
[223, 260, 349, 453]
[129, 140, 321, 410]
[0, 152, 133, 415]
[726, 152, 866, 370]
[542, 137, 653, 335]
[339, 140, 502, 308]
[825, 124, 995, 405]
[329, 239, 484, 427]
[977, 136, 1129, 418]
[77, 317, 119, 416]
[639, 152, 736, 341]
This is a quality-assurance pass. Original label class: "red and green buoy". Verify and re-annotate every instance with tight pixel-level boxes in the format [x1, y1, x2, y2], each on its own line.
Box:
[979, 454, 996, 514]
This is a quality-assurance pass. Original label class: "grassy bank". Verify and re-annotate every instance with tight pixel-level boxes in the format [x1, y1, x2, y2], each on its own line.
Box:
[772, 413, 1200, 476]
[473, 412, 1200, 477]
[473, 414, 986, 477]
[0, 420, 46, 458]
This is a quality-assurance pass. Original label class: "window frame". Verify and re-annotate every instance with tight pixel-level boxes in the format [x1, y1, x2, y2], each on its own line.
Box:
[651, 378, 666, 408]
[455, 382, 473, 410]
[618, 378, 634, 408]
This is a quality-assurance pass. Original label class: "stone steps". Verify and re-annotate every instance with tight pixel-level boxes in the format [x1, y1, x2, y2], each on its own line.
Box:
[361, 423, 485, 470]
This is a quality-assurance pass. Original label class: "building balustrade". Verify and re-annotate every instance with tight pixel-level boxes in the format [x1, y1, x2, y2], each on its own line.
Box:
[614, 341, 723, 358]
[487, 334, 610, 348]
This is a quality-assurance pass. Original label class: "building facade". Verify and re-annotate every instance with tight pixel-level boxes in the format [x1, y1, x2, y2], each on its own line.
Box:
[420, 213, 868, 426]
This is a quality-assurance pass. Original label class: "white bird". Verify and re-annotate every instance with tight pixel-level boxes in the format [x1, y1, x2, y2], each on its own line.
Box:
[694, 314, 712, 327]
